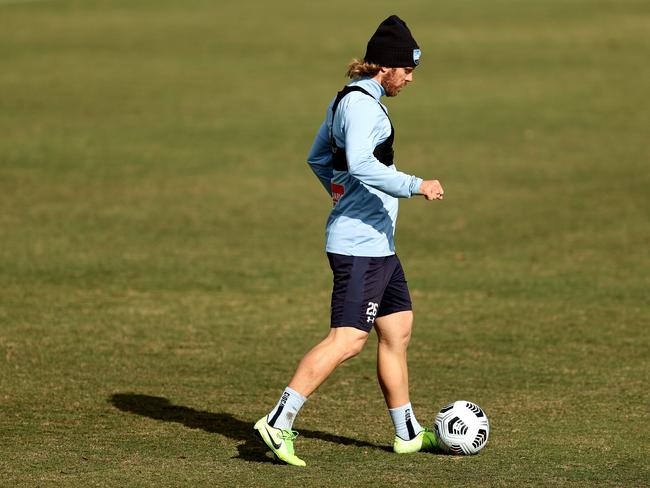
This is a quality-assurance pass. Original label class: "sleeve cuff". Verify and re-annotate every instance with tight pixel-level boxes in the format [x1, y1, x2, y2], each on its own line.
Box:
[410, 177, 423, 197]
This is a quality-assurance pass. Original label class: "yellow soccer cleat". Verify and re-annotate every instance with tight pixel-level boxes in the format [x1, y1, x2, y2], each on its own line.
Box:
[393, 427, 439, 454]
[254, 417, 306, 467]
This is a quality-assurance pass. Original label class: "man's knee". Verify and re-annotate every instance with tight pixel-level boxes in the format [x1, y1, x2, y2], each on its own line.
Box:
[383, 326, 411, 349]
[344, 334, 367, 359]
[330, 327, 368, 361]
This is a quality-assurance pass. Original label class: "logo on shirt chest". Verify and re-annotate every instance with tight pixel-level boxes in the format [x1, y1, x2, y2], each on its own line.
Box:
[331, 183, 345, 206]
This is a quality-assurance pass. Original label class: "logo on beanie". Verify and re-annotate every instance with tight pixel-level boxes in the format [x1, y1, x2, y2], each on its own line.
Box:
[413, 49, 421, 65]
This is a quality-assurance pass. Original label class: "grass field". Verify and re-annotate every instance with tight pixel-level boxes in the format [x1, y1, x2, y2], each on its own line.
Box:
[1, 0, 649, 486]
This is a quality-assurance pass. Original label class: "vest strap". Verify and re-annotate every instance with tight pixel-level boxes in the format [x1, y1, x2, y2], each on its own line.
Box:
[329, 85, 395, 171]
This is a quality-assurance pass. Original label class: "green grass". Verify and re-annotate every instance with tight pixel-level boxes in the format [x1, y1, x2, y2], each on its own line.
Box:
[1, 0, 649, 486]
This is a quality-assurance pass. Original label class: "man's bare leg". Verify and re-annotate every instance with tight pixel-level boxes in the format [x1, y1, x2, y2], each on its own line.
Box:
[254, 326, 369, 466]
[288, 326, 369, 397]
[374, 310, 436, 452]
[375, 310, 413, 408]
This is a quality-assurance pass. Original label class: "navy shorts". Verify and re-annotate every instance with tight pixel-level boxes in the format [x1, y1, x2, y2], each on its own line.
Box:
[328, 252, 413, 333]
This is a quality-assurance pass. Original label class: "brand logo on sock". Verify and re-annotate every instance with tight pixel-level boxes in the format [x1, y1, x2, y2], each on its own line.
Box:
[404, 408, 416, 439]
[279, 392, 289, 407]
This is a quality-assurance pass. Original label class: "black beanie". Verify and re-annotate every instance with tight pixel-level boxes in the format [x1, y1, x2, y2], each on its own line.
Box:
[364, 15, 421, 68]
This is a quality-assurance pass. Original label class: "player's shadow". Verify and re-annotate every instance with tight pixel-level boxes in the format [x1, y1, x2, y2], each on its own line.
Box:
[109, 393, 389, 463]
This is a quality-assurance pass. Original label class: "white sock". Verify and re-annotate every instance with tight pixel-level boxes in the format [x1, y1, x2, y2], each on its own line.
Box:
[266, 387, 307, 430]
[389, 402, 423, 441]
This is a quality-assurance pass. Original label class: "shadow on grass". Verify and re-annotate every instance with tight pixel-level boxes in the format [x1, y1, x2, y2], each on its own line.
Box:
[109, 393, 389, 464]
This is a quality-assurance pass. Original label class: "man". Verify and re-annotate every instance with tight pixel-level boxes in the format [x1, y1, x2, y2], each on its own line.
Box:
[254, 15, 444, 466]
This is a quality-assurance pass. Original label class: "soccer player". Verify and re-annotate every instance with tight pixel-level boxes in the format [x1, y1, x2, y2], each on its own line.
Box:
[254, 15, 445, 466]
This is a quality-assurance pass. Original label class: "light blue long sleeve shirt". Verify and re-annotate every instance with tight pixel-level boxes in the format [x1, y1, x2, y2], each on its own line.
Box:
[307, 77, 423, 257]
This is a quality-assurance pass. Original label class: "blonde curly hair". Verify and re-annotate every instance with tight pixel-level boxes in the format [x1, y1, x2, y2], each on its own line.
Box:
[346, 59, 382, 79]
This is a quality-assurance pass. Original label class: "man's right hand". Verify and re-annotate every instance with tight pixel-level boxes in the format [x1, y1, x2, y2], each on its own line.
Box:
[419, 180, 444, 201]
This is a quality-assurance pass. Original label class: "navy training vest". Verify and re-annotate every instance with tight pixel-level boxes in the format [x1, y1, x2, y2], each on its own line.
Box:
[329, 85, 395, 171]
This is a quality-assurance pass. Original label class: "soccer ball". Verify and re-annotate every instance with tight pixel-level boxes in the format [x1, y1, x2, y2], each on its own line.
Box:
[434, 400, 490, 455]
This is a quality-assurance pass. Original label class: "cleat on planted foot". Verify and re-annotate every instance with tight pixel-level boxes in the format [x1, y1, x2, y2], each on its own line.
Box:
[393, 427, 439, 454]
